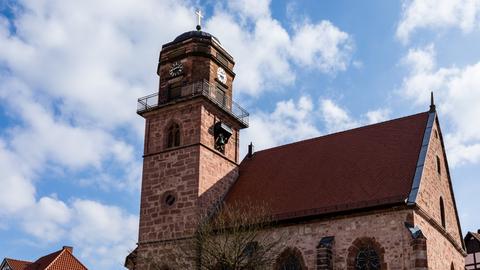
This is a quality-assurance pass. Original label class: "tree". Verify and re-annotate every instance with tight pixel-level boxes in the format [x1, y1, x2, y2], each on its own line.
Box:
[145, 201, 285, 270]
[195, 202, 284, 270]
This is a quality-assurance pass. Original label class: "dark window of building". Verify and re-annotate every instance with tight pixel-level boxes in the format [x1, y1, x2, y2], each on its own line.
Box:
[355, 247, 380, 270]
[215, 84, 227, 107]
[434, 129, 439, 139]
[214, 122, 232, 154]
[168, 81, 183, 100]
[216, 52, 229, 66]
[165, 194, 176, 206]
[436, 155, 442, 175]
[242, 241, 259, 258]
[274, 248, 306, 270]
[162, 191, 177, 208]
[440, 197, 446, 228]
[348, 237, 385, 270]
[167, 122, 181, 148]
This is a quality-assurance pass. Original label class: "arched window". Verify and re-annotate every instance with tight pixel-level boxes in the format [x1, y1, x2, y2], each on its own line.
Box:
[347, 237, 385, 270]
[355, 247, 380, 270]
[274, 247, 306, 270]
[440, 197, 446, 228]
[450, 262, 454, 270]
[166, 122, 180, 148]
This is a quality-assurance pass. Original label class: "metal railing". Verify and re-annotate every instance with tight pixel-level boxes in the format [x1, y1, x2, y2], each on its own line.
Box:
[137, 80, 249, 127]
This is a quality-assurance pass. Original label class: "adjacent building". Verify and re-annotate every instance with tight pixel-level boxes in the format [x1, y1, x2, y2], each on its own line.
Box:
[466, 230, 480, 270]
[1, 246, 87, 270]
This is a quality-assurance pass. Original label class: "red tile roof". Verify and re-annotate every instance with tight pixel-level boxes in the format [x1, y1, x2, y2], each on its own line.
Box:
[43, 249, 87, 270]
[225, 112, 430, 220]
[5, 259, 31, 270]
[24, 250, 62, 270]
[3, 247, 87, 270]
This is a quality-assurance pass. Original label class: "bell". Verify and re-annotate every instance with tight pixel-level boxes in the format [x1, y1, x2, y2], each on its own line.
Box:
[216, 134, 226, 146]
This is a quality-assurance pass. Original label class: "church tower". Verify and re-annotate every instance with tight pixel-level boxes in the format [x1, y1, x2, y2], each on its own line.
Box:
[133, 17, 249, 268]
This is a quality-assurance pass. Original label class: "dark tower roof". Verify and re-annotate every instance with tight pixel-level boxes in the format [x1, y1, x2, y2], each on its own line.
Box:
[163, 30, 221, 48]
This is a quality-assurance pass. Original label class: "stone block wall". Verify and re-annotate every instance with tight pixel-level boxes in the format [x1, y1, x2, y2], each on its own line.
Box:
[413, 211, 465, 269]
[415, 117, 463, 246]
[198, 147, 238, 212]
[136, 238, 197, 270]
[144, 100, 202, 155]
[259, 208, 416, 269]
[138, 145, 200, 242]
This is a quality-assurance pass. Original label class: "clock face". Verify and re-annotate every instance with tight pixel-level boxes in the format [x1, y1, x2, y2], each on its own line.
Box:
[169, 61, 183, 77]
[217, 67, 227, 84]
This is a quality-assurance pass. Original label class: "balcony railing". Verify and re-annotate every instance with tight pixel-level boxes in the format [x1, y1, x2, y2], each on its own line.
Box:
[137, 80, 249, 127]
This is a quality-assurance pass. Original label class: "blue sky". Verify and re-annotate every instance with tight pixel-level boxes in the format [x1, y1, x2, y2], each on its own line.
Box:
[0, 0, 479, 269]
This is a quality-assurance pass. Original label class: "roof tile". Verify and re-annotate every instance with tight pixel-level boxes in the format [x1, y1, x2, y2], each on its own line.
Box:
[5, 259, 31, 270]
[225, 112, 429, 220]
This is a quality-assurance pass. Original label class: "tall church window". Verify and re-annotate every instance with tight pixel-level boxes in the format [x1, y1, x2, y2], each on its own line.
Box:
[440, 197, 446, 228]
[355, 247, 380, 270]
[166, 122, 181, 148]
[274, 247, 306, 270]
[436, 155, 442, 175]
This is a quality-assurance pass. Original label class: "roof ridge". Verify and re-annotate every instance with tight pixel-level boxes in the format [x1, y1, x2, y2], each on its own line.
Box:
[252, 111, 429, 155]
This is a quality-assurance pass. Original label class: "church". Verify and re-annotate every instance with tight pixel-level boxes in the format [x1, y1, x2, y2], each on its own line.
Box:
[125, 21, 466, 269]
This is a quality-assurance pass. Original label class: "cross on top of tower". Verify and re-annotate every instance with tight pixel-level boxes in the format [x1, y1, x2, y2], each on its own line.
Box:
[195, 9, 203, 31]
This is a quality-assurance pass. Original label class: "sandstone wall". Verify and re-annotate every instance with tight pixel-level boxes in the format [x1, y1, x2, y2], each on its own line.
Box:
[413, 211, 465, 269]
[260, 208, 415, 269]
[416, 117, 462, 244]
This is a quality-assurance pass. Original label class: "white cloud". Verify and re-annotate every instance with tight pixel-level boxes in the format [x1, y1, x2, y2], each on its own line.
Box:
[397, 0, 480, 43]
[207, 4, 353, 96]
[21, 197, 71, 242]
[320, 99, 359, 133]
[0, 0, 197, 131]
[69, 199, 138, 270]
[0, 78, 137, 173]
[365, 109, 391, 124]
[208, 13, 294, 95]
[0, 141, 35, 215]
[400, 45, 480, 165]
[319, 99, 389, 133]
[401, 44, 436, 73]
[241, 96, 320, 155]
[241, 96, 390, 157]
[227, 0, 271, 20]
[291, 21, 353, 73]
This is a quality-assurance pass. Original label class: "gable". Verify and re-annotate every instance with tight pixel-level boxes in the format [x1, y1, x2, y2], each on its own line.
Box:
[225, 112, 429, 220]
[412, 113, 464, 249]
[45, 250, 87, 270]
[2, 259, 31, 270]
